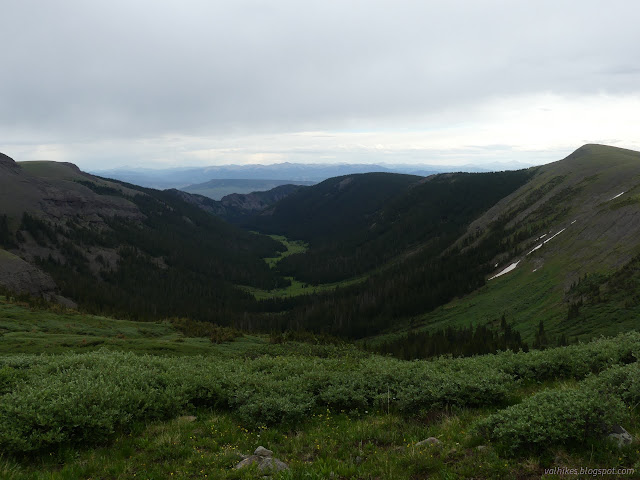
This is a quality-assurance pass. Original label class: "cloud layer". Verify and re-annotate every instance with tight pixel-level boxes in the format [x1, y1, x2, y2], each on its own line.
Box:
[2, 1, 639, 169]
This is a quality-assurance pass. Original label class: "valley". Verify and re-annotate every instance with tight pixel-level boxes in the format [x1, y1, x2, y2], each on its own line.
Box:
[1, 144, 640, 478]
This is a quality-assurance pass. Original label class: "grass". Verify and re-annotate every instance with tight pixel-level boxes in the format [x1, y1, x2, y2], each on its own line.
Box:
[240, 235, 368, 299]
[0, 297, 269, 356]
[18, 161, 85, 180]
[368, 257, 568, 347]
[0, 249, 19, 260]
[2, 400, 637, 479]
[367, 248, 640, 350]
[263, 235, 308, 268]
[1, 295, 639, 478]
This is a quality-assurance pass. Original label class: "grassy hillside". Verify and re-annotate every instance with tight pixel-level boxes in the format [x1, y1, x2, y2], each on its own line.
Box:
[373, 144, 640, 351]
[0, 296, 262, 356]
[0, 297, 638, 479]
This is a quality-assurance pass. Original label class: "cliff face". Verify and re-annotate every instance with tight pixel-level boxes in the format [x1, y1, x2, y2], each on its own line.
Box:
[0, 155, 145, 303]
[0, 249, 59, 299]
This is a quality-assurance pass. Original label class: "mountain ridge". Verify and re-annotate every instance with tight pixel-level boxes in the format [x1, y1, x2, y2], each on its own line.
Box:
[2, 144, 640, 349]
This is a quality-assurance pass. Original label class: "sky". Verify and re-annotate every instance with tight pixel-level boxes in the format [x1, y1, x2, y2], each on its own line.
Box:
[1, 0, 640, 170]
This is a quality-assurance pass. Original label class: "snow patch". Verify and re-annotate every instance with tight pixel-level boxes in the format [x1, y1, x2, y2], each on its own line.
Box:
[571, 219, 577, 225]
[527, 228, 566, 255]
[608, 191, 625, 201]
[532, 268, 538, 272]
[489, 261, 520, 280]
[528, 243, 543, 255]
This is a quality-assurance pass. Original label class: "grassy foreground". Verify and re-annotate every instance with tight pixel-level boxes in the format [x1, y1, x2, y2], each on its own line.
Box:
[0, 300, 639, 478]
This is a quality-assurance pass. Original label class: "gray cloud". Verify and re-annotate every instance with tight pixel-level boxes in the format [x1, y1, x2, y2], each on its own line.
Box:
[1, 0, 639, 167]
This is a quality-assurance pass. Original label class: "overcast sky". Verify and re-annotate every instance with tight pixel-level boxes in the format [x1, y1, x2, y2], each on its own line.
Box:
[1, 0, 639, 170]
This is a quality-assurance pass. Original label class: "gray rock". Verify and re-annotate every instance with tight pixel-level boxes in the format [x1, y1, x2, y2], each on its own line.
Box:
[608, 425, 633, 448]
[254, 446, 273, 457]
[235, 455, 288, 472]
[476, 445, 489, 452]
[355, 456, 362, 464]
[178, 415, 197, 422]
[416, 437, 440, 446]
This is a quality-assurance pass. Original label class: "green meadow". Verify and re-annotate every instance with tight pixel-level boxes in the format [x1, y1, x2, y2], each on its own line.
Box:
[1, 298, 639, 479]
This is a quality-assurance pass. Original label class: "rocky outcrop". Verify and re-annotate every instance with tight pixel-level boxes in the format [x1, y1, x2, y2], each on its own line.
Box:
[0, 249, 57, 297]
[235, 446, 289, 472]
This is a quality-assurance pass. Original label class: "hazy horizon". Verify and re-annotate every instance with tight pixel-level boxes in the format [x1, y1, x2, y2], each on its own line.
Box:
[2, 1, 639, 170]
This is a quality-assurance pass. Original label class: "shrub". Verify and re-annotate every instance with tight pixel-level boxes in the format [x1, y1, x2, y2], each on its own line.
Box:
[475, 386, 628, 455]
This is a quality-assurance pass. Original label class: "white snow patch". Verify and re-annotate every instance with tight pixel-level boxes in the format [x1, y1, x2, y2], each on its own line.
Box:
[544, 228, 566, 243]
[608, 191, 625, 201]
[528, 243, 543, 255]
[494, 263, 499, 268]
[532, 268, 538, 272]
[527, 228, 566, 255]
[489, 261, 520, 280]
[571, 219, 577, 225]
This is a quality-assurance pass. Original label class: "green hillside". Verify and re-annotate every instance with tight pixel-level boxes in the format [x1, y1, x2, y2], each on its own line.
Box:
[372, 144, 640, 352]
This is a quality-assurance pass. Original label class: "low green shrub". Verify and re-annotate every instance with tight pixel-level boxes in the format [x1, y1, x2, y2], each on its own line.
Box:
[473, 331, 640, 382]
[587, 361, 640, 405]
[1, 331, 637, 455]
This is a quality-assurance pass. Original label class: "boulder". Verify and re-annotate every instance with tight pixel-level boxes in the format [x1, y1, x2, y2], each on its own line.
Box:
[254, 446, 273, 457]
[415, 437, 440, 446]
[235, 446, 288, 472]
[608, 425, 633, 448]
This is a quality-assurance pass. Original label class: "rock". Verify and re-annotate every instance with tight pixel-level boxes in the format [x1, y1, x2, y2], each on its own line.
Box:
[476, 445, 489, 452]
[178, 415, 197, 423]
[235, 447, 288, 472]
[608, 425, 633, 448]
[355, 456, 362, 464]
[235, 455, 288, 472]
[416, 437, 440, 446]
[254, 446, 273, 457]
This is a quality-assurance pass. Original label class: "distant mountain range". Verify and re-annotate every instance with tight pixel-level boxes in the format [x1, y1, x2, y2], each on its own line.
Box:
[90, 161, 523, 191]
